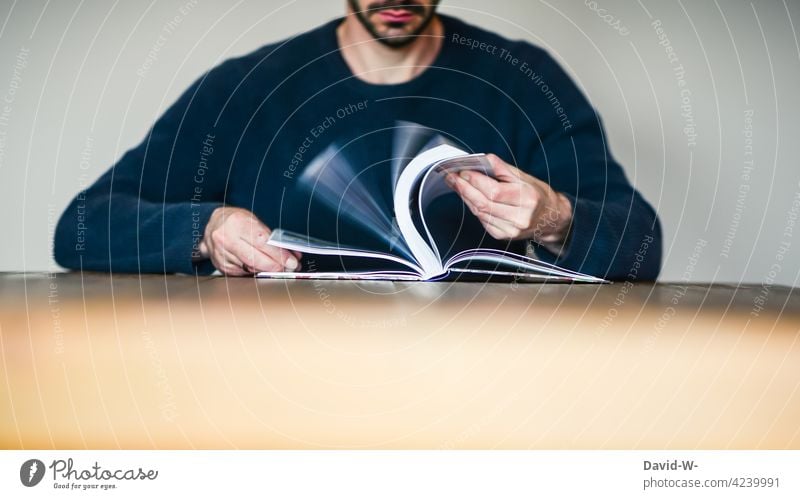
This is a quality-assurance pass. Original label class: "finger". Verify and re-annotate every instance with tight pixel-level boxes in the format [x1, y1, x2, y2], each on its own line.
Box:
[211, 249, 250, 277]
[486, 154, 526, 183]
[241, 226, 301, 262]
[458, 171, 533, 207]
[489, 203, 533, 230]
[228, 216, 301, 271]
[233, 216, 272, 246]
[459, 171, 501, 200]
[460, 197, 520, 240]
[255, 243, 302, 271]
[480, 213, 523, 239]
[460, 192, 528, 230]
[451, 173, 491, 209]
[240, 239, 302, 272]
[453, 175, 532, 226]
[213, 244, 243, 267]
[475, 211, 516, 240]
[230, 240, 289, 273]
[468, 203, 522, 239]
[460, 194, 479, 216]
[453, 176, 496, 217]
[472, 216, 504, 241]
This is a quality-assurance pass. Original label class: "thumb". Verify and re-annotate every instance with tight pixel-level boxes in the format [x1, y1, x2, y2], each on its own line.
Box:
[487, 154, 525, 184]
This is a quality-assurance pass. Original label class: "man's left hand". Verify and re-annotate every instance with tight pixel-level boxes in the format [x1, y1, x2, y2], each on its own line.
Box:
[445, 154, 573, 255]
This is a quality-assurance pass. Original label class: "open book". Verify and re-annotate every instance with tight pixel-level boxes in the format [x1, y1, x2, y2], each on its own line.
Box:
[260, 124, 604, 283]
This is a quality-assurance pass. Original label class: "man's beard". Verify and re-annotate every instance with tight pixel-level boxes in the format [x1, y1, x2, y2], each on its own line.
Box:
[348, 0, 440, 48]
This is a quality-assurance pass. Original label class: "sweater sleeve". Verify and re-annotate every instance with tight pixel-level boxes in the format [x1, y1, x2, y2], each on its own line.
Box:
[54, 61, 242, 274]
[520, 52, 662, 281]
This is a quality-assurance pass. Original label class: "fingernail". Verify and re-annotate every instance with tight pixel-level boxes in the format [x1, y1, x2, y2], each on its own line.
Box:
[459, 172, 470, 181]
[285, 257, 299, 271]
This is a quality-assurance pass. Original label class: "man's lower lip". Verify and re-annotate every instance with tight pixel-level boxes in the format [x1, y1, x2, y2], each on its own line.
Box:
[377, 10, 415, 23]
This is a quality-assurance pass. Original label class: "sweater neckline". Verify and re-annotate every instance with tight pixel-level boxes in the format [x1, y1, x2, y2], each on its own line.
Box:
[319, 15, 455, 96]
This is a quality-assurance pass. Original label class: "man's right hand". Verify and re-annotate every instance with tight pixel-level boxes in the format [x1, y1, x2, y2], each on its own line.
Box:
[198, 207, 301, 276]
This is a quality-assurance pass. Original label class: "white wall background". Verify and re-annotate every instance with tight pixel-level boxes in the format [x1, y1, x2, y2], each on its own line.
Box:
[0, 0, 798, 286]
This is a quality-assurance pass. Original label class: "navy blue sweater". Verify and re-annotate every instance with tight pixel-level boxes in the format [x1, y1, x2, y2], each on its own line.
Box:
[54, 15, 662, 280]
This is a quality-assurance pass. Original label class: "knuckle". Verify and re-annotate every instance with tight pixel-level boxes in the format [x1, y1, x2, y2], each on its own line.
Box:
[211, 231, 226, 246]
[231, 212, 249, 226]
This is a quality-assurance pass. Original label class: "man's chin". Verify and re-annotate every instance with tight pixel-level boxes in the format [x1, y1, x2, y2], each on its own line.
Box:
[375, 33, 419, 48]
[375, 21, 420, 35]
[376, 19, 434, 43]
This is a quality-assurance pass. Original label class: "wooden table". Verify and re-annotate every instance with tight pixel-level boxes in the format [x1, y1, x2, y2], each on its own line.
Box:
[1, 272, 798, 449]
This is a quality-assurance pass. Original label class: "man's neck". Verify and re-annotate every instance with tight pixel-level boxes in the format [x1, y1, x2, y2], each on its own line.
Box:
[337, 14, 444, 85]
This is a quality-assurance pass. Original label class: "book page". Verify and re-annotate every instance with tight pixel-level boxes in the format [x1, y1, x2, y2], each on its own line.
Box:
[256, 270, 421, 281]
[445, 248, 607, 283]
[266, 229, 424, 276]
[415, 154, 495, 262]
[393, 144, 474, 279]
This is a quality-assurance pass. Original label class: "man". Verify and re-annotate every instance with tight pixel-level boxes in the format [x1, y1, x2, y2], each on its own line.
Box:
[55, 0, 662, 280]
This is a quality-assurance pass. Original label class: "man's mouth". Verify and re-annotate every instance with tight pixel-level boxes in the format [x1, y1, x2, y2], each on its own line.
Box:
[376, 8, 417, 24]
